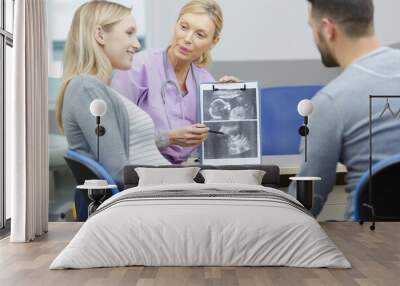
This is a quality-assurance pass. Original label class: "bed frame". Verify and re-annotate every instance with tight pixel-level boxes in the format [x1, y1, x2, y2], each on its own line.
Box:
[123, 165, 280, 189]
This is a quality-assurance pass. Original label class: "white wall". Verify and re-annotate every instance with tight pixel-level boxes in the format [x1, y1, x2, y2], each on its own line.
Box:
[47, 0, 146, 40]
[146, 0, 400, 61]
[47, 0, 146, 77]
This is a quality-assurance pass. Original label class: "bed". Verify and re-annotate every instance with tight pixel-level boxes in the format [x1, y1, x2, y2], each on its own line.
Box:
[50, 165, 350, 269]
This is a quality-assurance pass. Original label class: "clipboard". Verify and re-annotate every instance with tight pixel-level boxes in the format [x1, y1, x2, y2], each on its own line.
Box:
[200, 81, 261, 165]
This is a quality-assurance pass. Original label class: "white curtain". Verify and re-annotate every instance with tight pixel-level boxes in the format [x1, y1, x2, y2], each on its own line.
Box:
[8, 0, 49, 242]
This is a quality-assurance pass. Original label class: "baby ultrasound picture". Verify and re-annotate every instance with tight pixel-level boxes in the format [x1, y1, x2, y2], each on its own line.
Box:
[203, 88, 257, 121]
[204, 121, 258, 159]
[201, 83, 260, 163]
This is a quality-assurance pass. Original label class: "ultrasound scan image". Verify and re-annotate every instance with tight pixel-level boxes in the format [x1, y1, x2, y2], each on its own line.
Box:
[203, 88, 257, 121]
[204, 121, 258, 159]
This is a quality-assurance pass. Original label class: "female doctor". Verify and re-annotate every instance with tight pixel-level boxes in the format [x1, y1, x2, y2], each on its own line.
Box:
[111, 0, 237, 164]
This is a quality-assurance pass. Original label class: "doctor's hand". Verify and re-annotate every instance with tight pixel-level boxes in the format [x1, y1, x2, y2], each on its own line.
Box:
[217, 75, 241, 83]
[168, 124, 209, 147]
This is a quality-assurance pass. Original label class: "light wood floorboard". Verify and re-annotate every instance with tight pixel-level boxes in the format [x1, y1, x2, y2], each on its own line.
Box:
[0, 222, 399, 286]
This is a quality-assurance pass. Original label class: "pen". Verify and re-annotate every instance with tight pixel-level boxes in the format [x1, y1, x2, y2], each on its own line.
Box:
[208, 130, 225, 135]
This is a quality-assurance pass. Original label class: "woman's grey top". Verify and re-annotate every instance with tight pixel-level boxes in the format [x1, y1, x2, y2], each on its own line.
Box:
[62, 74, 170, 185]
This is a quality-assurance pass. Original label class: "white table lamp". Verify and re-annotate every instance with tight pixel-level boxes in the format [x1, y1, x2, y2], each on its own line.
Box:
[89, 99, 107, 161]
[297, 99, 314, 162]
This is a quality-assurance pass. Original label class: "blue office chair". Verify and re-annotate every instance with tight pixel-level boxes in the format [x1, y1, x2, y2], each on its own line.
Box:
[64, 150, 120, 221]
[354, 153, 400, 230]
[260, 85, 323, 155]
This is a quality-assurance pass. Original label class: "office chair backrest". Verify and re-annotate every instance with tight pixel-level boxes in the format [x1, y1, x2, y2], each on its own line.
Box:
[64, 149, 119, 195]
[354, 154, 400, 221]
[260, 85, 322, 155]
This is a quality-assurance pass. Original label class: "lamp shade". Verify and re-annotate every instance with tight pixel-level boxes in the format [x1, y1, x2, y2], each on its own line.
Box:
[297, 99, 314, 117]
[90, 99, 107, 117]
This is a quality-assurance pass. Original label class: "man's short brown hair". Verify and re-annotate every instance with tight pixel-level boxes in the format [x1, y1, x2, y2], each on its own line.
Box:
[307, 0, 374, 37]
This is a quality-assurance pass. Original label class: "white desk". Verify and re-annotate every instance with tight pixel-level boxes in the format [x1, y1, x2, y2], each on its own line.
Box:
[262, 155, 347, 175]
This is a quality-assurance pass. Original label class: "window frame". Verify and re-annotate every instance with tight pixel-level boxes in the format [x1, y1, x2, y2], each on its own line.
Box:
[0, 0, 13, 231]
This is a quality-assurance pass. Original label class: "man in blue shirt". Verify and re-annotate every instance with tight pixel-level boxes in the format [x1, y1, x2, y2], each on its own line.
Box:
[289, 0, 400, 219]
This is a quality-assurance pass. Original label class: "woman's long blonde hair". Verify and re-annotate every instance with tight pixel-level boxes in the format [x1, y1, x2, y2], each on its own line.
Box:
[55, 0, 131, 132]
[177, 0, 223, 67]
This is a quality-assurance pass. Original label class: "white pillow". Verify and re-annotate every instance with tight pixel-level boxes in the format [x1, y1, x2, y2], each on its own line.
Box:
[200, 169, 266, 185]
[135, 167, 201, 186]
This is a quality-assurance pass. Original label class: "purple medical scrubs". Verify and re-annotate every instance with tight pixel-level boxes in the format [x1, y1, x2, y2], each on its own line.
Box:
[111, 48, 215, 164]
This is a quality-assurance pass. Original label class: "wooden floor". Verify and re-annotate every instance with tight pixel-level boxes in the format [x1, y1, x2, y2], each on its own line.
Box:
[0, 222, 399, 286]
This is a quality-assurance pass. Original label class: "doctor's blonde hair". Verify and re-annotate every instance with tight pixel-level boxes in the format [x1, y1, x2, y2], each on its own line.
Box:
[56, 0, 132, 132]
[178, 0, 223, 67]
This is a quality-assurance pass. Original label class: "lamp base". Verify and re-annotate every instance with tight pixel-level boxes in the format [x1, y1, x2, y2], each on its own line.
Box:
[298, 125, 309, 136]
[95, 125, 106, 136]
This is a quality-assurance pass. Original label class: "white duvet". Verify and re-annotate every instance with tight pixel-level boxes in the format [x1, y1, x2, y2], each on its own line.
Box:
[50, 183, 351, 269]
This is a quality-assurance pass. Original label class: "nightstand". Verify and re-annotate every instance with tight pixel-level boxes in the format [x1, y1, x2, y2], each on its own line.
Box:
[289, 176, 321, 210]
[77, 180, 117, 216]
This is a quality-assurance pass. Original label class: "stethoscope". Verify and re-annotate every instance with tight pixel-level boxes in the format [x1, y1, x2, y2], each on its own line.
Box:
[161, 49, 199, 130]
